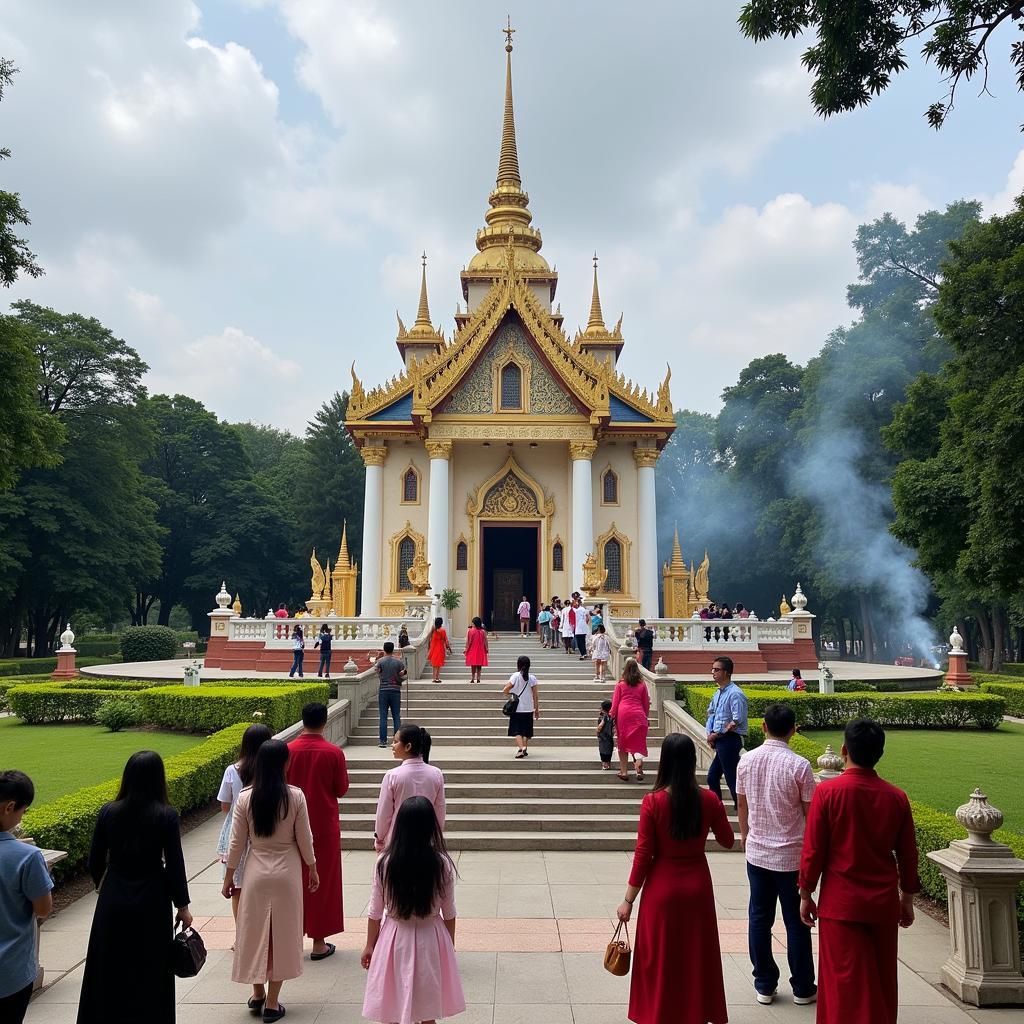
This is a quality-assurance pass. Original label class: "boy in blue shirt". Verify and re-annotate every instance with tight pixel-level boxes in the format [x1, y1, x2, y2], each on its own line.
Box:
[0, 771, 53, 1022]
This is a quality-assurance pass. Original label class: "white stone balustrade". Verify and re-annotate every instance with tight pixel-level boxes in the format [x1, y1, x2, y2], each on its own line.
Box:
[228, 616, 430, 648]
[609, 616, 794, 649]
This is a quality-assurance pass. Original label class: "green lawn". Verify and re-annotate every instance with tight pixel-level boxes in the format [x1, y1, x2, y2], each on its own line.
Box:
[807, 723, 1024, 833]
[0, 718, 205, 805]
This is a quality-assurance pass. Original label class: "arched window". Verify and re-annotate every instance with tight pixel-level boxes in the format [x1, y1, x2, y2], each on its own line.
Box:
[603, 538, 622, 592]
[397, 537, 415, 591]
[456, 540, 468, 571]
[552, 541, 564, 572]
[403, 468, 418, 503]
[500, 362, 523, 410]
[602, 469, 618, 504]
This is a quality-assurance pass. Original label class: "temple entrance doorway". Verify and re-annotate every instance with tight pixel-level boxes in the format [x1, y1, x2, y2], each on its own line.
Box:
[481, 523, 539, 631]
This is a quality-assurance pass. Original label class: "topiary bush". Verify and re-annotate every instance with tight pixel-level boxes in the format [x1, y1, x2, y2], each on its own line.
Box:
[977, 681, 1024, 718]
[96, 696, 144, 732]
[120, 625, 179, 663]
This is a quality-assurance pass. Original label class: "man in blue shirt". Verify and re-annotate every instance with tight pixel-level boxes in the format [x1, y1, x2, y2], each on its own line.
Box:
[0, 770, 53, 1023]
[704, 655, 748, 807]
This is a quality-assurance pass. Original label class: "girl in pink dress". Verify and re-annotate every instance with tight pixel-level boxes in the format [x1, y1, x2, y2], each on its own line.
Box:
[611, 657, 651, 782]
[361, 796, 465, 1024]
[464, 616, 489, 683]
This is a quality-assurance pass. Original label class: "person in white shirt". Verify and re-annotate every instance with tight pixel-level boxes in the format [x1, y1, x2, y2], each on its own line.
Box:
[502, 656, 540, 758]
[572, 600, 590, 659]
[736, 703, 817, 1006]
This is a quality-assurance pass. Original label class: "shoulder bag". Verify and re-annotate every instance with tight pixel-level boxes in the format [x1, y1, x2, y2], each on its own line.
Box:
[501, 675, 530, 717]
[603, 919, 631, 976]
[171, 921, 208, 978]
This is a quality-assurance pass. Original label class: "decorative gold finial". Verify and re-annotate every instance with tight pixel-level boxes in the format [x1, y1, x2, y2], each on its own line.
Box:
[586, 252, 606, 333]
[670, 525, 685, 569]
[503, 15, 515, 52]
[337, 519, 351, 570]
[498, 21, 521, 188]
[405, 252, 442, 342]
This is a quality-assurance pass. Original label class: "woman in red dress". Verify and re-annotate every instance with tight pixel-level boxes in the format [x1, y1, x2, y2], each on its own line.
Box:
[464, 615, 489, 683]
[427, 616, 452, 684]
[616, 733, 735, 1024]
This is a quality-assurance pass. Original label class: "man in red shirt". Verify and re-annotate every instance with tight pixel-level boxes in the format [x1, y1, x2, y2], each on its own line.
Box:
[287, 702, 349, 960]
[798, 717, 919, 1023]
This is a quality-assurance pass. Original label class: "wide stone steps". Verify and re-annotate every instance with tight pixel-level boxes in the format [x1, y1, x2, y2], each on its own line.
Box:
[346, 766, 656, 786]
[341, 830, 732, 852]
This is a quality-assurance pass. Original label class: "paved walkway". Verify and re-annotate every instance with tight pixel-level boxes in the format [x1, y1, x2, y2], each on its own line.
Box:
[26, 814, 1023, 1024]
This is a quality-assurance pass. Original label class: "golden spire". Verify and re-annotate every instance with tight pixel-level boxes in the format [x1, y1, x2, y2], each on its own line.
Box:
[404, 253, 443, 344]
[498, 17, 521, 189]
[670, 524, 685, 569]
[585, 253, 606, 334]
[337, 520, 351, 570]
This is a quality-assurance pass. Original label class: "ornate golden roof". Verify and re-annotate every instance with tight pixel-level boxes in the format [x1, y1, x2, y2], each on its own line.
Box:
[466, 21, 549, 277]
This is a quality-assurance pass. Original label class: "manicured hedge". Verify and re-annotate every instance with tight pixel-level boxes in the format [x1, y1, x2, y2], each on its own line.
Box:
[136, 683, 328, 733]
[0, 655, 123, 678]
[977, 681, 1024, 718]
[19, 723, 247, 880]
[120, 625, 178, 663]
[8, 685, 114, 723]
[679, 686, 1005, 730]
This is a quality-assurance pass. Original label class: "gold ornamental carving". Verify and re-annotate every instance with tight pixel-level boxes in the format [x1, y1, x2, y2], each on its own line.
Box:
[360, 445, 388, 467]
[406, 551, 431, 595]
[580, 552, 608, 593]
[632, 447, 659, 469]
[481, 471, 540, 518]
[424, 439, 453, 460]
[568, 441, 597, 461]
[429, 422, 593, 441]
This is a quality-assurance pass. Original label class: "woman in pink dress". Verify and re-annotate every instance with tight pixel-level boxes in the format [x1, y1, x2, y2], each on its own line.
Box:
[374, 725, 446, 851]
[464, 615, 489, 683]
[427, 617, 452, 684]
[611, 657, 651, 782]
[361, 796, 465, 1024]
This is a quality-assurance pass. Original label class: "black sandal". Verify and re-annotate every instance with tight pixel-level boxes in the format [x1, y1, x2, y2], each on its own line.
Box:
[263, 1006, 286, 1023]
[515, 750, 527, 758]
[248, 996, 265, 1016]
[310, 942, 336, 961]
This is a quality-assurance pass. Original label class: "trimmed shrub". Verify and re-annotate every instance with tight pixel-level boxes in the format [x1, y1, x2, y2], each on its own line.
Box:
[977, 681, 1024, 718]
[96, 696, 144, 732]
[136, 683, 328, 733]
[19, 723, 247, 880]
[120, 626, 178, 663]
[679, 686, 1005, 730]
[8, 685, 111, 723]
[0, 655, 122, 677]
[73, 636, 124, 657]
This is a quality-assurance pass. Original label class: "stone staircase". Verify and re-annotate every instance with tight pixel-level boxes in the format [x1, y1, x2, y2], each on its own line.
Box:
[340, 637, 738, 851]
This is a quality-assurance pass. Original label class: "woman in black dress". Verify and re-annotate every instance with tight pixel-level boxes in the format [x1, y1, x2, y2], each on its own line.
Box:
[77, 751, 192, 1024]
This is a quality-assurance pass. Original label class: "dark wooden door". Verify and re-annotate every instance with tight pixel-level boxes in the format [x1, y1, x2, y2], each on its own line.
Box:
[492, 569, 523, 630]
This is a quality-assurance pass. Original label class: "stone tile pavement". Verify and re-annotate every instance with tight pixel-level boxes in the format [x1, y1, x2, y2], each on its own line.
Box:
[25, 815, 1024, 1023]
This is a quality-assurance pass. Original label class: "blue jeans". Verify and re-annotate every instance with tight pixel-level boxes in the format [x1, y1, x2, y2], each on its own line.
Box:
[378, 688, 401, 744]
[289, 650, 304, 677]
[746, 863, 816, 998]
[318, 651, 331, 676]
[706, 730, 742, 804]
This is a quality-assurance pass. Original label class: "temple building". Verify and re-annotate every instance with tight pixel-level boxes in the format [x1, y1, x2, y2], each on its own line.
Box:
[345, 27, 676, 632]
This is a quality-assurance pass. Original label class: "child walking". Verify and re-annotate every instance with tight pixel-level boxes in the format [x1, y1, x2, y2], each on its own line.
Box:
[596, 700, 615, 771]
[361, 796, 465, 1024]
[427, 617, 452, 684]
[591, 623, 611, 682]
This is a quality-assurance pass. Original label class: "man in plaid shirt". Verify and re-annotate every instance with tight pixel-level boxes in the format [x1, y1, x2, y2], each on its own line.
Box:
[736, 703, 817, 1006]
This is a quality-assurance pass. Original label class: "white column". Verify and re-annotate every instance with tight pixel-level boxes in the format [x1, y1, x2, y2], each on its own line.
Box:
[359, 445, 387, 616]
[570, 441, 596, 589]
[425, 440, 452, 599]
[635, 448, 660, 618]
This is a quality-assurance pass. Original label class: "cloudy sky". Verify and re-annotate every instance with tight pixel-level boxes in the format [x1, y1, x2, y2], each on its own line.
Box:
[2, 1, 1022, 433]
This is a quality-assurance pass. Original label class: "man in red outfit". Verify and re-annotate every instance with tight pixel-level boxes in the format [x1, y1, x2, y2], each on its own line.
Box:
[287, 702, 349, 960]
[798, 717, 919, 1024]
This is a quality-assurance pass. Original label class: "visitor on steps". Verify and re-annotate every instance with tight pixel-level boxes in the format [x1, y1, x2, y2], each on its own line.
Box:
[596, 699, 615, 770]
[427, 617, 451, 684]
[611, 658, 650, 781]
[374, 725, 446, 852]
[573, 599, 590, 658]
[736, 703, 817, 1006]
[314, 624, 332, 678]
[590, 604, 604, 632]
[216, 723, 272, 922]
[591, 623, 611, 682]
[549, 604, 561, 648]
[560, 603, 575, 654]
[361, 796, 465, 1024]
[224, 740, 318, 1023]
[517, 596, 531, 635]
[375, 642, 407, 747]
[288, 624, 305, 677]
[634, 618, 655, 671]
[704, 655, 747, 807]
[537, 605, 552, 647]
[78, 752, 192, 1024]
[798, 718, 919, 1024]
[615, 733, 735, 1024]
[464, 616, 489, 683]
[0, 771, 53, 1024]
[503, 655, 540, 758]
[287, 703, 350, 963]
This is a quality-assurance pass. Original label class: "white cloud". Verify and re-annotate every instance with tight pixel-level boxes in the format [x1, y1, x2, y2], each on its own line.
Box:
[982, 149, 1024, 215]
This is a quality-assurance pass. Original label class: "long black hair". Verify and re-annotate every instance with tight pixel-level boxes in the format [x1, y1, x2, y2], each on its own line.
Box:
[250, 739, 290, 837]
[652, 733, 702, 840]
[378, 796, 455, 920]
[115, 750, 169, 806]
[236, 723, 272, 786]
[517, 654, 530, 683]
[395, 723, 432, 763]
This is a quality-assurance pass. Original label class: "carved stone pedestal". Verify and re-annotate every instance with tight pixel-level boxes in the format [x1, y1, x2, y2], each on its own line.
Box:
[51, 648, 78, 680]
[926, 789, 1024, 1006]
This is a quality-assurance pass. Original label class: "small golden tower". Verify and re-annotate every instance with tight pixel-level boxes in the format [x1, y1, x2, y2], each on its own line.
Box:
[575, 253, 624, 368]
[330, 520, 359, 617]
[662, 526, 711, 617]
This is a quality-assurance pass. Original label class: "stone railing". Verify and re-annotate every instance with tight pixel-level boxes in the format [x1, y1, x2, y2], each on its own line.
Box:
[609, 616, 794, 649]
[228, 615, 431, 647]
[662, 700, 716, 772]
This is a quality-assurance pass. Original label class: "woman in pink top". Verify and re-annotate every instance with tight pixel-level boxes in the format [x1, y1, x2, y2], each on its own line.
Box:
[374, 725, 446, 852]
[517, 596, 531, 635]
[611, 658, 651, 782]
[464, 616, 489, 684]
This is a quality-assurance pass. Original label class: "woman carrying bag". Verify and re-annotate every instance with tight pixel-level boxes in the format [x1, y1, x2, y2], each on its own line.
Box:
[502, 655, 540, 759]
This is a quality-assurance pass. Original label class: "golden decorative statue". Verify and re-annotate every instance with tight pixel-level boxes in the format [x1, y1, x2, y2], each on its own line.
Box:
[662, 526, 711, 617]
[406, 551, 431, 595]
[779, 593, 791, 616]
[694, 550, 710, 603]
[310, 548, 326, 602]
[580, 551, 608, 594]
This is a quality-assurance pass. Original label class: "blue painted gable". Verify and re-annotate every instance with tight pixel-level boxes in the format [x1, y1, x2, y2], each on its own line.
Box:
[366, 392, 413, 421]
[609, 394, 654, 423]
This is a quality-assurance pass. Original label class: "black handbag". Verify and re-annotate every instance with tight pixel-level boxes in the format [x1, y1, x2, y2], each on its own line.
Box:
[502, 676, 530, 717]
[171, 921, 207, 978]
